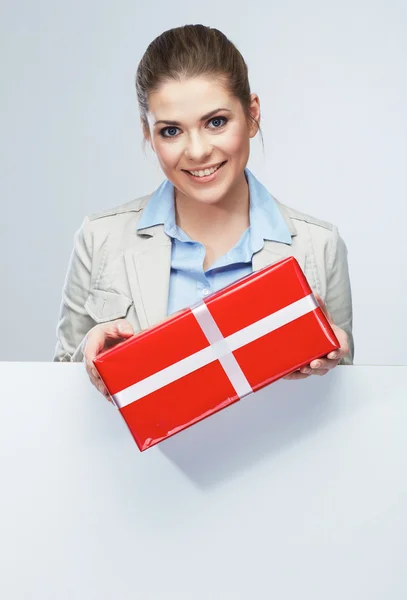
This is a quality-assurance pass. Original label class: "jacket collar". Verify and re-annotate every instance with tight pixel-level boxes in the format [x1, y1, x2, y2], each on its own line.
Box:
[125, 172, 299, 328]
[136, 168, 295, 244]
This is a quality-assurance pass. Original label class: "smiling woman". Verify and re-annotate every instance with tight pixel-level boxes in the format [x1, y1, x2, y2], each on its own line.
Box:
[53, 24, 354, 399]
[143, 74, 259, 253]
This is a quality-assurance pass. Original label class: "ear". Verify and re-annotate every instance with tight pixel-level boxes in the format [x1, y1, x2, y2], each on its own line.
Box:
[248, 93, 261, 138]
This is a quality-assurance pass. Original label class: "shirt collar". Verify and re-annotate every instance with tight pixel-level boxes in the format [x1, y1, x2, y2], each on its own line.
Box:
[136, 176, 175, 233]
[136, 167, 292, 246]
[245, 168, 292, 250]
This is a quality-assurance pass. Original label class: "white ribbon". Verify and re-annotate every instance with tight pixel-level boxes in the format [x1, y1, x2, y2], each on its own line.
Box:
[192, 302, 253, 399]
[112, 293, 318, 409]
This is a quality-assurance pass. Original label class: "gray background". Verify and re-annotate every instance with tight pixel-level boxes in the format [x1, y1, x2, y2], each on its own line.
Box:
[1, 0, 406, 363]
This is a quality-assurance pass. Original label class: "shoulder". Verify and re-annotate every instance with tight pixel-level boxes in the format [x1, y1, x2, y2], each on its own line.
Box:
[87, 193, 152, 224]
[275, 199, 335, 234]
[274, 198, 341, 254]
[78, 193, 154, 243]
[274, 199, 347, 270]
[274, 199, 348, 272]
[74, 193, 155, 253]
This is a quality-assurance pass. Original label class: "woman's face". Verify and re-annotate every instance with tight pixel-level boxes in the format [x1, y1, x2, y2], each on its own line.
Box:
[144, 75, 260, 205]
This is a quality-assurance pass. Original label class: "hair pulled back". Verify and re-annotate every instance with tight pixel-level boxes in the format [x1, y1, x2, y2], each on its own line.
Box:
[135, 24, 262, 146]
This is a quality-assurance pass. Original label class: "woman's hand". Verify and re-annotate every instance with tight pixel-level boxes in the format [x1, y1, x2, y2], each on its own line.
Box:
[82, 319, 134, 401]
[283, 293, 350, 380]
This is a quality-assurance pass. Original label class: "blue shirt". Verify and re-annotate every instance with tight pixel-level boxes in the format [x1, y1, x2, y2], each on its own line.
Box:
[137, 168, 292, 316]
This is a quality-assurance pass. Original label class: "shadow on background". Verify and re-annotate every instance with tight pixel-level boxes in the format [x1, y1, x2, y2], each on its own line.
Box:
[159, 370, 343, 490]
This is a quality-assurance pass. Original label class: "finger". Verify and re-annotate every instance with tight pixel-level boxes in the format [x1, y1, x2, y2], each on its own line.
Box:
[97, 384, 112, 402]
[84, 361, 101, 381]
[99, 383, 112, 402]
[283, 371, 311, 380]
[82, 353, 111, 402]
[326, 347, 347, 361]
[335, 335, 349, 359]
[107, 319, 134, 340]
[84, 362, 102, 393]
[83, 328, 108, 366]
[91, 366, 101, 380]
[83, 320, 134, 402]
[84, 320, 134, 365]
[308, 368, 330, 377]
[328, 329, 349, 361]
[89, 376, 111, 402]
[86, 367, 103, 392]
[310, 358, 339, 371]
[82, 358, 107, 394]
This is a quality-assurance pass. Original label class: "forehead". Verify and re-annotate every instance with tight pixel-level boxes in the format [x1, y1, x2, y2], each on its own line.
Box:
[147, 76, 237, 117]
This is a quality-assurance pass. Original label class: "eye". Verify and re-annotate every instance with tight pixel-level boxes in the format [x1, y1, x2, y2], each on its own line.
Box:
[208, 116, 228, 129]
[160, 126, 180, 138]
[159, 116, 228, 139]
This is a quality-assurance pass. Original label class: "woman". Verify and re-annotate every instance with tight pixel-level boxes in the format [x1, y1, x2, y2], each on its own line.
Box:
[53, 24, 353, 400]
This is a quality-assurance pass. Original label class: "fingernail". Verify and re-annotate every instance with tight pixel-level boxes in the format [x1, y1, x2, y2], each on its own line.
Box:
[117, 323, 131, 334]
[312, 361, 321, 369]
[328, 352, 338, 359]
[301, 367, 311, 374]
[92, 368, 98, 378]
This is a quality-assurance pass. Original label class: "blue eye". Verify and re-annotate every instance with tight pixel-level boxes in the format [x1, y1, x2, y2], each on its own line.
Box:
[159, 116, 228, 138]
[208, 116, 228, 129]
[160, 126, 180, 138]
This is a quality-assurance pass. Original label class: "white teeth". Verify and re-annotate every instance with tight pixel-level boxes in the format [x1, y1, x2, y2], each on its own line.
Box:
[188, 162, 223, 177]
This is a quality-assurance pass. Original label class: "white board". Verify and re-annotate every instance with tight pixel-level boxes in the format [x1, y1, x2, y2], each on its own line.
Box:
[0, 364, 406, 599]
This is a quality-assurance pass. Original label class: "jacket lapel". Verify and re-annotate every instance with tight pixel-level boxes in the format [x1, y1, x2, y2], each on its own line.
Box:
[252, 240, 305, 273]
[252, 201, 304, 272]
[124, 224, 172, 329]
[123, 197, 303, 329]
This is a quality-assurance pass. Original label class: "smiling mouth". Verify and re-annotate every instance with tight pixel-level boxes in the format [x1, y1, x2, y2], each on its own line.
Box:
[182, 161, 227, 177]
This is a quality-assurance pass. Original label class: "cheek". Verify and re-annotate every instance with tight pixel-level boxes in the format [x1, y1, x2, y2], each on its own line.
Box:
[154, 139, 179, 167]
[222, 125, 250, 155]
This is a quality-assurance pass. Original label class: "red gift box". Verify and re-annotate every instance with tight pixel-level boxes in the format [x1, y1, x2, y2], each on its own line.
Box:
[94, 256, 339, 451]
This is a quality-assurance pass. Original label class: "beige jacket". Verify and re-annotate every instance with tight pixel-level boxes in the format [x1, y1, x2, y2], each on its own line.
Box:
[53, 193, 354, 364]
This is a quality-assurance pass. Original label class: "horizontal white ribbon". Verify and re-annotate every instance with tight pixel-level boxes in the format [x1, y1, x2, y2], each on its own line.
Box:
[112, 293, 318, 409]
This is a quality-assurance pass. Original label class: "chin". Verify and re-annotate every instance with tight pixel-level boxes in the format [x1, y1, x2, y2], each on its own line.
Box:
[185, 185, 230, 205]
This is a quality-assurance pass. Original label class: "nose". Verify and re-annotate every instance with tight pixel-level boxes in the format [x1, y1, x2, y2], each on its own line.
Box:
[184, 131, 212, 163]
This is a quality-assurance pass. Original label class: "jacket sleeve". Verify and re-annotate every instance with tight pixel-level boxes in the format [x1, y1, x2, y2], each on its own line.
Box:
[325, 226, 354, 365]
[53, 216, 95, 362]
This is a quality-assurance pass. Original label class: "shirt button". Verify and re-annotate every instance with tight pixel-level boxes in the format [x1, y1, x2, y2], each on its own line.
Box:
[202, 288, 210, 297]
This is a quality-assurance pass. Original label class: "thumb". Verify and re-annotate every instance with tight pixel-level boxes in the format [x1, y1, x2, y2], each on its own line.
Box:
[112, 319, 134, 337]
[85, 319, 134, 363]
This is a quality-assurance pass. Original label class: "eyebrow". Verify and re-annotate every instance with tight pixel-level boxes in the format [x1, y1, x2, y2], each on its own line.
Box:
[154, 108, 232, 127]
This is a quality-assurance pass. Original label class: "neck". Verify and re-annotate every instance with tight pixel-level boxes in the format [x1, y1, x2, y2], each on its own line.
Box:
[174, 171, 250, 243]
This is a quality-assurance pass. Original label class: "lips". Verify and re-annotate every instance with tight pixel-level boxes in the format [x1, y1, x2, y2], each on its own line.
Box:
[183, 161, 226, 175]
